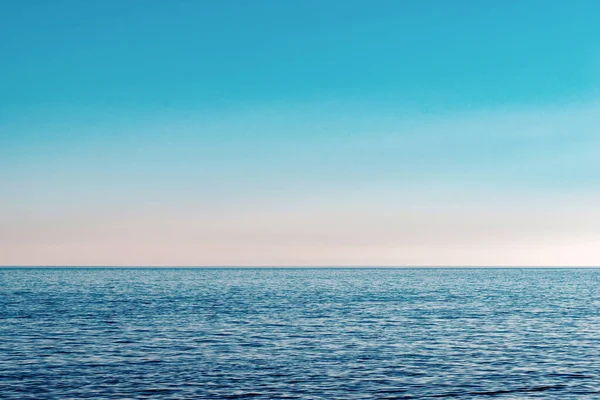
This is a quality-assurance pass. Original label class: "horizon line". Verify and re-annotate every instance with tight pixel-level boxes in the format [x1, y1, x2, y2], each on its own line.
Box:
[2, 265, 600, 269]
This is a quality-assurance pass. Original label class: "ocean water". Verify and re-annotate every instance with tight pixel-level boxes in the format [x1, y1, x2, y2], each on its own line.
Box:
[1, 268, 600, 399]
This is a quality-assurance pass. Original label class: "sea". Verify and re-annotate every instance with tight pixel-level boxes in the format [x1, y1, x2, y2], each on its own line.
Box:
[1, 268, 600, 399]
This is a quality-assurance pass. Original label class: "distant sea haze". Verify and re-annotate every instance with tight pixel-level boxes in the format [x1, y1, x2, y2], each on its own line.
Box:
[2, 267, 600, 398]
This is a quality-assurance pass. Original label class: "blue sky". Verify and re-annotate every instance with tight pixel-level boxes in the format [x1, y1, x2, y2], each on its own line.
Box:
[3, 1, 599, 114]
[2, 1, 600, 265]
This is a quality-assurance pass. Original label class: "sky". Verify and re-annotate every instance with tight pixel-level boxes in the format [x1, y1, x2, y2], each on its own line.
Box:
[2, 0, 600, 266]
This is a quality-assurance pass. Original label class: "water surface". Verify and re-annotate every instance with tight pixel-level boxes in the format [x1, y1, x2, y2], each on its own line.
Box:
[1, 268, 600, 398]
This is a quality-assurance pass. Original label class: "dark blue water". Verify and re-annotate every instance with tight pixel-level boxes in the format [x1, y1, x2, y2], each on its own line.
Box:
[1, 268, 600, 399]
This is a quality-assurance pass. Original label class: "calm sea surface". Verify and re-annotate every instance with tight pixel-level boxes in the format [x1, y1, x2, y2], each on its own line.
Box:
[1, 268, 600, 399]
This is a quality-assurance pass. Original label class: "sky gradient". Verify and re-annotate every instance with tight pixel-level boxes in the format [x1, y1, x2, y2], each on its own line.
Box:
[2, 1, 600, 266]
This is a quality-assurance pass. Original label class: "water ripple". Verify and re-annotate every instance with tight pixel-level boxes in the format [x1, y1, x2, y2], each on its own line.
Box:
[1, 268, 600, 398]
